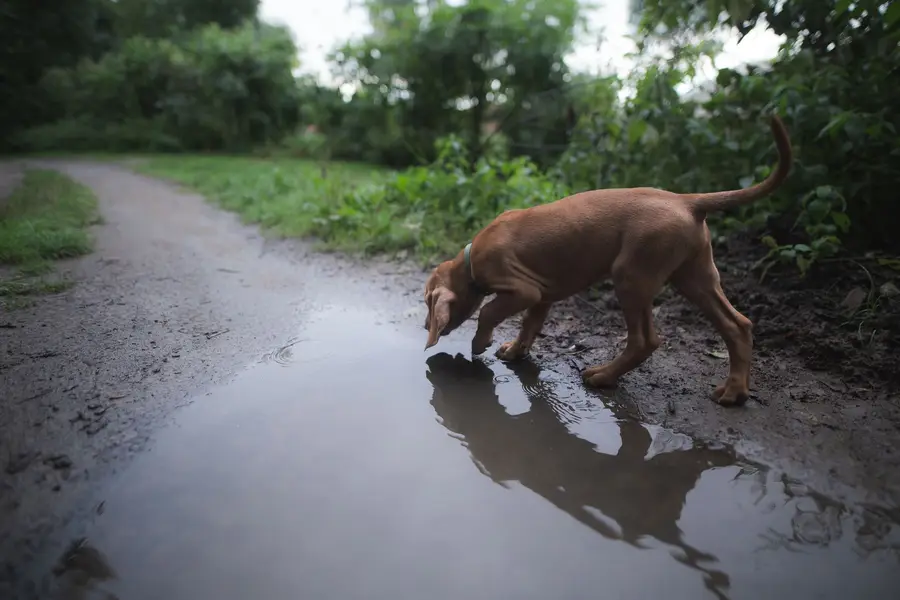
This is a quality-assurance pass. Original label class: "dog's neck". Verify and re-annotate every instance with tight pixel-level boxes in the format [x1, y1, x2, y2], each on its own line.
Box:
[461, 242, 490, 295]
[463, 242, 476, 281]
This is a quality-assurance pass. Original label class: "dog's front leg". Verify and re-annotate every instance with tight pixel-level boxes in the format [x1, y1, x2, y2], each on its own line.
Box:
[495, 302, 552, 361]
[583, 280, 661, 388]
[472, 290, 540, 356]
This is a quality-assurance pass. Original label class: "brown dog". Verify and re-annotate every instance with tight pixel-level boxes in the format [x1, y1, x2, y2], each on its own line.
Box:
[423, 115, 792, 406]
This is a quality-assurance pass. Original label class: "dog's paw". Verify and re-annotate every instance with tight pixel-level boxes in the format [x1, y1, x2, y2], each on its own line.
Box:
[582, 366, 619, 389]
[711, 380, 750, 407]
[471, 335, 493, 356]
[495, 341, 527, 362]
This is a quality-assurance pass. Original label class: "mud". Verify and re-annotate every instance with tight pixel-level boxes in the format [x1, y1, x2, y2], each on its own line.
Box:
[1, 160, 899, 599]
[713, 235, 900, 389]
[537, 241, 900, 507]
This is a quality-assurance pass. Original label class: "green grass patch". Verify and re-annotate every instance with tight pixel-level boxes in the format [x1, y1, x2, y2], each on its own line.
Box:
[0, 277, 73, 297]
[133, 155, 389, 243]
[133, 138, 568, 263]
[0, 168, 100, 305]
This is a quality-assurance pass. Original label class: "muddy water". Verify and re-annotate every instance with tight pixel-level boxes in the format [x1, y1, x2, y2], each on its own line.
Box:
[50, 304, 900, 600]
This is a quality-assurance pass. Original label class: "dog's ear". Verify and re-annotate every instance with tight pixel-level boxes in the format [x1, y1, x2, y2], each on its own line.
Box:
[423, 289, 433, 330]
[425, 287, 455, 350]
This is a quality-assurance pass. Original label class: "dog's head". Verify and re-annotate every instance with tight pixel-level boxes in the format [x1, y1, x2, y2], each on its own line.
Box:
[423, 259, 485, 350]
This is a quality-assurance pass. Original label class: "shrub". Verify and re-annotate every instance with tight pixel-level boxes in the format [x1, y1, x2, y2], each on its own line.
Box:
[310, 136, 571, 260]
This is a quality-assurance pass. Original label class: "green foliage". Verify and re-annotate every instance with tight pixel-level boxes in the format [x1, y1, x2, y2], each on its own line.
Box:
[292, 0, 899, 267]
[12, 117, 184, 153]
[13, 20, 302, 153]
[557, 0, 900, 269]
[0, 169, 100, 265]
[6, 0, 900, 274]
[136, 141, 564, 260]
[134, 155, 386, 239]
[0, 0, 117, 150]
[2, 0, 297, 154]
[114, 0, 260, 39]
[328, 0, 586, 167]
[308, 136, 570, 259]
[263, 129, 331, 160]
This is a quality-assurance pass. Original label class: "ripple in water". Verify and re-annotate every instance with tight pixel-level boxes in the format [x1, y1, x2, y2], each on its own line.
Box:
[502, 366, 609, 425]
[261, 337, 307, 366]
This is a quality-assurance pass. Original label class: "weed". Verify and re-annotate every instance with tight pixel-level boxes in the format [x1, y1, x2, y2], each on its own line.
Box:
[0, 169, 100, 265]
[308, 136, 570, 262]
[0, 168, 99, 304]
[133, 155, 388, 244]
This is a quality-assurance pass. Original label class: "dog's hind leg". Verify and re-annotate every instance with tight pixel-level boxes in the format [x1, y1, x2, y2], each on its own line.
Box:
[583, 274, 663, 388]
[495, 301, 553, 361]
[671, 244, 752, 406]
[472, 287, 541, 356]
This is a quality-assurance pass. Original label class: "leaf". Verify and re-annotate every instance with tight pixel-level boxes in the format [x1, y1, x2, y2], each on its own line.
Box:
[726, 0, 754, 23]
[705, 349, 727, 360]
[831, 211, 851, 232]
[879, 282, 900, 299]
[627, 119, 647, 145]
[641, 124, 660, 145]
[792, 243, 811, 253]
[876, 258, 900, 271]
[840, 287, 868, 314]
[805, 198, 831, 222]
[886, 1, 900, 28]
[815, 185, 834, 199]
[760, 235, 779, 249]
[816, 113, 850, 140]
[834, 0, 852, 15]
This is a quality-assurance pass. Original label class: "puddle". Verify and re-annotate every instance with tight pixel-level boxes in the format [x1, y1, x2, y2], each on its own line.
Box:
[47, 305, 900, 600]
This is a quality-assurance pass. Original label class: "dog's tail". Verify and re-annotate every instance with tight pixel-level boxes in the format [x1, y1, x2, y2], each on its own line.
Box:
[683, 115, 792, 215]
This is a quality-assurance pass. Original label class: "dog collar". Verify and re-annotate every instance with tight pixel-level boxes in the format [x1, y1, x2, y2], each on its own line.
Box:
[463, 242, 489, 295]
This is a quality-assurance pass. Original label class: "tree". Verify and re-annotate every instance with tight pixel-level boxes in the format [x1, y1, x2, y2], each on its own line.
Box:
[114, 0, 260, 39]
[329, 0, 586, 167]
[15, 20, 302, 153]
[0, 0, 117, 149]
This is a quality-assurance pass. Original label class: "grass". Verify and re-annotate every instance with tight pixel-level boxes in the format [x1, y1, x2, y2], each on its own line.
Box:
[133, 155, 389, 244]
[0, 168, 100, 305]
[131, 150, 567, 263]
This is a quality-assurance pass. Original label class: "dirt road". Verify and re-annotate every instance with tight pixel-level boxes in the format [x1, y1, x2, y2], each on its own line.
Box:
[0, 160, 425, 596]
[1, 161, 898, 599]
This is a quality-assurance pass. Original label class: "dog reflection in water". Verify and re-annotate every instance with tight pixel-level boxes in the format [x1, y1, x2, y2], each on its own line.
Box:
[425, 352, 735, 600]
[51, 537, 118, 600]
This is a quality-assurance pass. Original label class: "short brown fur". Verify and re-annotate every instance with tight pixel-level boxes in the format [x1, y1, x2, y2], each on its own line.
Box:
[423, 115, 793, 406]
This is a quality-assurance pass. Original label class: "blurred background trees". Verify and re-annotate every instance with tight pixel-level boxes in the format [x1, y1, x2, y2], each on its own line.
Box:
[2, 0, 898, 256]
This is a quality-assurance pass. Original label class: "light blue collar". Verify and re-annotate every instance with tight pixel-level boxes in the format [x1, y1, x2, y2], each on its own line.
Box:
[463, 242, 474, 278]
[463, 242, 488, 294]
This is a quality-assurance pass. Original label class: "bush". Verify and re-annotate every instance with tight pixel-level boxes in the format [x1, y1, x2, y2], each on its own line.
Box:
[309, 136, 570, 260]
[20, 20, 302, 154]
[558, 35, 900, 275]
[271, 129, 330, 160]
[11, 117, 183, 153]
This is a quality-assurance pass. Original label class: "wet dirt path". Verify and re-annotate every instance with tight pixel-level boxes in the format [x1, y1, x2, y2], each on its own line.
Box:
[1, 160, 416, 597]
[2, 161, 899, 599]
